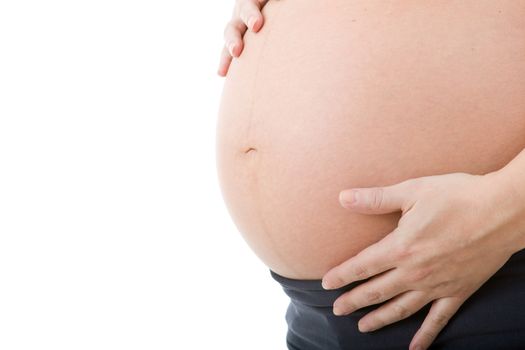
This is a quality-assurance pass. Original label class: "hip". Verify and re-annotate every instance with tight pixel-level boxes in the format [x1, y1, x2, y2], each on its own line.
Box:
[270, 248, 525, 349]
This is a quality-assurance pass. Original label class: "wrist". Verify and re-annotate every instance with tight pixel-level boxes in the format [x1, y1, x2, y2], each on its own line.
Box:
[483, 167, 525, 252]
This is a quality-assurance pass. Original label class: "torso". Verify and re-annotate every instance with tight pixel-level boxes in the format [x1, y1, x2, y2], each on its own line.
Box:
[215, 0, 525, 279]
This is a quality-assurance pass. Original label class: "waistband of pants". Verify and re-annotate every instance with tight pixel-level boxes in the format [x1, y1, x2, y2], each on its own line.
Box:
[270, 248, 525, 308]
[269, 269, 368, 308]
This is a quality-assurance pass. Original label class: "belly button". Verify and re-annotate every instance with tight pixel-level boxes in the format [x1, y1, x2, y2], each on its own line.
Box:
[244, 147, 257, 155]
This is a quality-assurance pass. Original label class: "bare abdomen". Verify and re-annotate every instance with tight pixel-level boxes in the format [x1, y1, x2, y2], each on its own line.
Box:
[215, 0, 525, 279]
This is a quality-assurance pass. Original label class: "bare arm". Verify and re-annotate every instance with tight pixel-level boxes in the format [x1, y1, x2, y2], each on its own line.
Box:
[488, 146, 525, 249]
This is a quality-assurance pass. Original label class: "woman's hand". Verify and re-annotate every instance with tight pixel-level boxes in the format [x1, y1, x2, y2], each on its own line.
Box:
[321, 171, 525, 350]
[217, 0, 268, 77]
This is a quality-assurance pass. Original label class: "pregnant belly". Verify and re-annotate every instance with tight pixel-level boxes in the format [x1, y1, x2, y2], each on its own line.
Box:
[215, 0, 525, 279]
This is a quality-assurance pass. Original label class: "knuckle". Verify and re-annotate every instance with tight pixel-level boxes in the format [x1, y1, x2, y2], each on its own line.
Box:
[431, 313, 450, 328]
[332, 275, 346, 288]
[455, 285, 473, 298]
[219, 53, 229, 66]
[254, 0, 267, 8]
[395, 239, 412, 259]
[238, 9, 248, 23]
[325, 269, 347, 288]
[237, 2, 250, 21]
[420, 328, 438, 342]
[365, 290, 382, 303]
[223, 21, 236, 38]
[406, 177, 425, 194]
[231, 18, 245, 31]
[408, 266, 433, 284]
[368, 188, 384, 210]
[353, 264, 368, 279]
[392, 303, 411, 319]
[337, 297, 357, 311]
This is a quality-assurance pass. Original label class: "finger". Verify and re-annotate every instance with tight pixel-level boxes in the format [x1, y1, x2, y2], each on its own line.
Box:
[409, 297, 464, 350]
[223, 18, 246, 57]
[339, 178, 420, 215]
[332, 268, 409, 316]
[217, 45, 232, 77]
[357, 291, 430, 332]
[322, 233, 398, 290]
[237, 0, 266, 32]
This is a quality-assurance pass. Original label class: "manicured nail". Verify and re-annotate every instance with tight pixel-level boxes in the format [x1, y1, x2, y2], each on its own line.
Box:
[340, 190, 358, 206]
[248, 16, 257, 30]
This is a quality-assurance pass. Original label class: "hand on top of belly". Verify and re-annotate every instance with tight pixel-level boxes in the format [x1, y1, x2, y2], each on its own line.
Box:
[217, 0, 268, 77]
[321, 171, 525, 350]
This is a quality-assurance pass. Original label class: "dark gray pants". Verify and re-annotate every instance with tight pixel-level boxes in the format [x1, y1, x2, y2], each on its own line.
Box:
[270, 249, 525, 349]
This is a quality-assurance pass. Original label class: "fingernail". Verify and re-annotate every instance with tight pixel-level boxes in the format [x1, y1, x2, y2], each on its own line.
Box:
[333, 306, 345, 316]
[413, 346, 423, 350]
[321, 279, 332, 290]
[248, 16, 257, 30]
[359, 323, 372, 332]
[340, 190, 358, 206]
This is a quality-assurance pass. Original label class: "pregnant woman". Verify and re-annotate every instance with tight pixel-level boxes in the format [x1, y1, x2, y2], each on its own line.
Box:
[216, 1, 525, 349]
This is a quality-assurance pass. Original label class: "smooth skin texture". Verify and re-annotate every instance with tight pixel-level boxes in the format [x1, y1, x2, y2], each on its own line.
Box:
[217, 0, 268, 77]
[217, 1, 525, 349]
[321, 149, 525, 350]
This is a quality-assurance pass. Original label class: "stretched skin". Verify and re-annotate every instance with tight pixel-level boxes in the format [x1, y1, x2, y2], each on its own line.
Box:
[215, 0, 525, 279]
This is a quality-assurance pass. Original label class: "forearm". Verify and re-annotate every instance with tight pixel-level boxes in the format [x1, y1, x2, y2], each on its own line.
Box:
[486, 147, 525, 250]
[491, 147, 525, 205]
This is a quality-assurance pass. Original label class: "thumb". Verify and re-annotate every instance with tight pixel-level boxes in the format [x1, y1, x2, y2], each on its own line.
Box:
[339, 179, 418, 214]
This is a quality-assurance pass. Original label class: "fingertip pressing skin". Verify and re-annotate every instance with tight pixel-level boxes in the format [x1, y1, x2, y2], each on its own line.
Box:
[229, 41, 243, 57]
[217, 46, 232, 77]
[217, 46, 235, 77]
[321, 267, 337, 290]
[217, 66, 226, 77]
[219, 1, 268, 76]
[321, 277, 333, 290]
[249, 15, 263, 32]
[340, 189, 359, 207]
[322, 272, 343, 291]
[247, 16, 257, 30]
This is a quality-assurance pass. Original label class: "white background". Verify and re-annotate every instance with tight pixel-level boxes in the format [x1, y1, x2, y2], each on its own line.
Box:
[0, 1, 289, 349]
